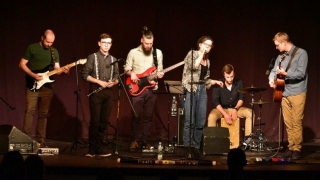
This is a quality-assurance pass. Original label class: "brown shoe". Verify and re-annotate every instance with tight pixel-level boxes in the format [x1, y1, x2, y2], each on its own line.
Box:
[141, 142, 152, 149]
[130, 141, 139, 149]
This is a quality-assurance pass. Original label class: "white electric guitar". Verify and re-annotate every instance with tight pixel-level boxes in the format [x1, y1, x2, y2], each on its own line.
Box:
[27, 59, 87, 91]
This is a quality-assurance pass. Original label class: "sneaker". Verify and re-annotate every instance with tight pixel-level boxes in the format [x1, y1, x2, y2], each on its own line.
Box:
[292, 151, 301, 160]
[96, 148, 111, 157]
[130, 141, 139, 149]
[85, 149, 95, 157]
[284, 149, 294, 157]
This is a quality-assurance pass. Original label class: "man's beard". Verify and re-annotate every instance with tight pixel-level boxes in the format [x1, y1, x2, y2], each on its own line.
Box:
[142, 47, 152, 55]
[41, 41, 49, 49]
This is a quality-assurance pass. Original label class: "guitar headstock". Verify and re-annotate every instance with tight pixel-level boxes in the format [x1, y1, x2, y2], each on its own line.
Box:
[77, 59, 87, 65]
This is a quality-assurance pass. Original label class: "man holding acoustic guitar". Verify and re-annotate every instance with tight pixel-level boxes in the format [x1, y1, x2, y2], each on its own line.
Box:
[19, 29, 70, 148]
[124, 26, 164, 150]
[268, 32, 308, 160]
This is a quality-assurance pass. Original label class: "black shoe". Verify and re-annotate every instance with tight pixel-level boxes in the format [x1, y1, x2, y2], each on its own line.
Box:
[85, 149, 95, 157]
[292, 151, 301, 160]
[96, 148, 111, 157]
[283, 149, 294, 158]
[141, 142, 152, 150]
[39, 141, 48, 148]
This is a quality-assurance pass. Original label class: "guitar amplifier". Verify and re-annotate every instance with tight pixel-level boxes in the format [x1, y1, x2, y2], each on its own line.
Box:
[203, 127, 230, 155]
[0, 125, 40, 154]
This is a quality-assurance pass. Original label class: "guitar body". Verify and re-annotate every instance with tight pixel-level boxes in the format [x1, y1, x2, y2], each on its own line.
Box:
[26, 59, 87, 91]
[273, 76, 285, 102]
[126, 66, 157, 96]
[34, 71, 55, 90]
[126, 60, 185, 96]
[26, 65, 53, 91]
[273, 53, 287, 102]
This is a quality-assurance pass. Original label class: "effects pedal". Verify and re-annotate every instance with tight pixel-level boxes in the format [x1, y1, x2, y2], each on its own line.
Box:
[38, 148, 59, 155]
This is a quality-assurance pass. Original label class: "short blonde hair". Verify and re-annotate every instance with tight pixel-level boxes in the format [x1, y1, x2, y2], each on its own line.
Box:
[273, 32, 290, 43]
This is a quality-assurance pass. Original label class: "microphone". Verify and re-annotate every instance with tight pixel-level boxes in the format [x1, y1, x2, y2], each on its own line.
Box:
[266, 58, 275, 76]
[105, 58, 123, 68]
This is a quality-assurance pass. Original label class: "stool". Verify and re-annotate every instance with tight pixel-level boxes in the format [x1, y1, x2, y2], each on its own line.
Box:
[220, 118, 240, 149]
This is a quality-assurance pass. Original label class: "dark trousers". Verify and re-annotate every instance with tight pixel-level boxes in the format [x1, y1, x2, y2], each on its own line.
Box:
[131, 89, 157, 142]
[88, 87, 113, 151]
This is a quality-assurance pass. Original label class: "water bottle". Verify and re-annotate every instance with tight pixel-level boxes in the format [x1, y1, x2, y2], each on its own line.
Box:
[171, 96, 177, 116]
[157, 142, 163, 160]
[158, 142, 163, 152]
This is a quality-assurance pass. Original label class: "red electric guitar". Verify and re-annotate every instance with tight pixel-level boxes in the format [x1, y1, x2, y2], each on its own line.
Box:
[126, 61, 185, 96]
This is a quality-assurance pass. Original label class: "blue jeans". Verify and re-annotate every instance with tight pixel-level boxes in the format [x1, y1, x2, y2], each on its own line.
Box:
[183, 84, 207, 148]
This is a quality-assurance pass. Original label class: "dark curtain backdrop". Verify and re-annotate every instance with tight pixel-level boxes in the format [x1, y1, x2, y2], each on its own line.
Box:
[0, 0, 319, 143]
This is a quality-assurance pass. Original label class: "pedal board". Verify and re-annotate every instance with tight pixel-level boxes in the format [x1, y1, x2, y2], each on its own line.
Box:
[38, 148, 59, 155]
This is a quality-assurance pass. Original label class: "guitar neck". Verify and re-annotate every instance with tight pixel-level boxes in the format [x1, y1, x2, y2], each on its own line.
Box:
[46, 62, 77, 77]
[152, 61, 185, 75]
[162, 61, 185, 73]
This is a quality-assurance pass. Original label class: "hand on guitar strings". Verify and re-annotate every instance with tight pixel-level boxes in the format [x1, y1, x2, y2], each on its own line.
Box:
[269, 80, 275, 88]
[130, 72, 139, 84]
[276, 66, 287, 76]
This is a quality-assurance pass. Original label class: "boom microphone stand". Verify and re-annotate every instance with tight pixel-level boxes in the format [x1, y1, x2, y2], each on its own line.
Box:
[62, 60, 88, 153]
[114, 68, 137, 155]
[0, 97, 15, 110]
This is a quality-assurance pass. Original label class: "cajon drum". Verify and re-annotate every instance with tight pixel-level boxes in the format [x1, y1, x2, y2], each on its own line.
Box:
[221, 118, 240, 149]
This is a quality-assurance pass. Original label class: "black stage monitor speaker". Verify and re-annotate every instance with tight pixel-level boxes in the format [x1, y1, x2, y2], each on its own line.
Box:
[203, 127, 230, 155]
[0, 124, 40, 154]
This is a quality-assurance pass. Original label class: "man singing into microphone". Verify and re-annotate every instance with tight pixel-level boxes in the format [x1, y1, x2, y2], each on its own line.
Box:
[82, 33, 120, 157]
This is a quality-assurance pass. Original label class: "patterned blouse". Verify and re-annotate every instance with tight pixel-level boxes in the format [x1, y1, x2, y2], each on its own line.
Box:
[182, 50, 213, 92]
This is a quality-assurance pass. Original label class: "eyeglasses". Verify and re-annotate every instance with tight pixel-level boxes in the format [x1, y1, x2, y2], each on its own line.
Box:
[101, 42, 112, 45]
[274, 42, 283, 47]
[202, 42, 212, 47]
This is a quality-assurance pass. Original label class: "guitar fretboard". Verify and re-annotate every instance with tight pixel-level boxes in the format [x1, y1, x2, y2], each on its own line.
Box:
[151, 61, 185, 76]
[47, 62, 77, 76]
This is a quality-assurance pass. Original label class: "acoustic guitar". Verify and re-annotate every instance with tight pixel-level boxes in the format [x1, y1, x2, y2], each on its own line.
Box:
[273, 53, 287, 102]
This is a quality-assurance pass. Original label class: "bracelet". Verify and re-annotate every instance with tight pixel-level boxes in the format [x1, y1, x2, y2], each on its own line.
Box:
[234, 107, 239, 111]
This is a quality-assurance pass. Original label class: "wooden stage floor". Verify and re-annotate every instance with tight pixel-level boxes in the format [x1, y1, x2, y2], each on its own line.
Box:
[2, 138, 320, 180]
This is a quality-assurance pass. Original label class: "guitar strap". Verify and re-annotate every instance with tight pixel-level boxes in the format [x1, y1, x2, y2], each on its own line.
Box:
[285, 46, 299, 72]
[50, 47, 56, 71]
[152, 48, 158, 69]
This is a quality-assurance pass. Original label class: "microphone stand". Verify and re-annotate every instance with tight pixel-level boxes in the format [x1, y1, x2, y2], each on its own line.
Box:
[187, 48, 194, 159]
[62, 60, 88, 153]
[113, 71, 131, 155]
[0, 97, 15, 110]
